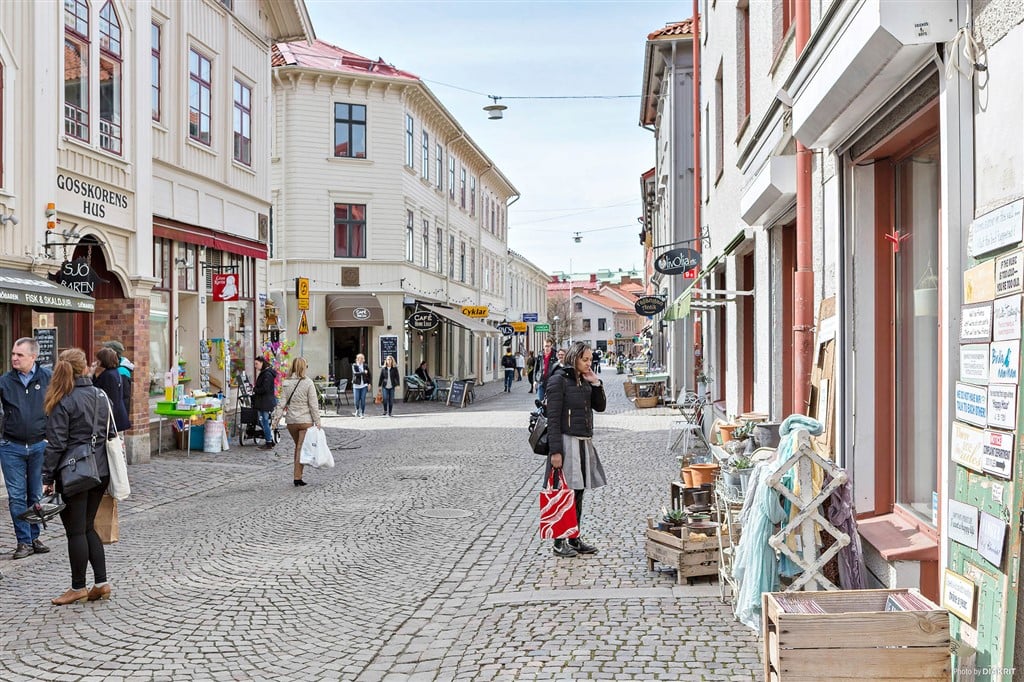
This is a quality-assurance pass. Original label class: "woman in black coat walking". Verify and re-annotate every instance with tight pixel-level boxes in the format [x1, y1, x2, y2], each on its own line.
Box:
[545, 341, 607, 558]
[93, 347, 130, 432]
[252, 356, 278, 449]
[378, 356, 401, 417]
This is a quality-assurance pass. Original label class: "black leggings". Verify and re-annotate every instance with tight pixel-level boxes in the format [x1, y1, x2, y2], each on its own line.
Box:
[59, 478, 109, 590]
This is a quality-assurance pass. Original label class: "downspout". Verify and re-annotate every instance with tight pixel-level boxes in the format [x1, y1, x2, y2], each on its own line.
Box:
[691, 4, 702, 389]
[793, 0, 813, 415]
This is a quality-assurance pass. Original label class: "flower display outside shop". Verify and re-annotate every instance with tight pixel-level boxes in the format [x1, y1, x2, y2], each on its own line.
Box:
[260, 338, 296, 397]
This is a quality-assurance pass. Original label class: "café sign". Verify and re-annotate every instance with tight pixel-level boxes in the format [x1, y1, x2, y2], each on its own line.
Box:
[56, 172, 131, 225]
[654, 247, 701, 276]
[634, 295, 666, 316]
[408, 310, 439, 332]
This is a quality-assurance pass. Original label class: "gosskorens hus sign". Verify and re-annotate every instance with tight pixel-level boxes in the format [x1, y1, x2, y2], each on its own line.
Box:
[56, 173, 131, 224]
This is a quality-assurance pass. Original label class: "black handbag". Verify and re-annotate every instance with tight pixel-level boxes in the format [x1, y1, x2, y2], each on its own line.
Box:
[529, 413, 549, 456]
[57, 389, 104, 497]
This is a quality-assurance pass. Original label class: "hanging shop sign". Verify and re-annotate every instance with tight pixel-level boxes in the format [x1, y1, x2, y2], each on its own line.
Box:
[408, 310, 439, 332]
[988, 340, 1020, 384]
[994, 248, 1023, 296]
[55, 172, 131, 225]
[982, 430, 1014, 479]
[986, 385, 1017, 430]
[511, 322, 528, 333]
[959, 345, 989, 384]
[212, 273, 240, 302]
[992, 295, 1022, 341]
[52, 257, 103, 296]
[954, 382, 988, 427]
[946, 499, 980, 550]
[533, 323, 550, 333]
[634, 295, 666, 316]
[964, 261, 996, 303]
[497, 323, 515, 336]
[959, 303, 993, 343]
[462, 306, 489, 318]
[654, 247, 701, 276]
[951, 422, 985, 473]
[969, 198, 1023, 258]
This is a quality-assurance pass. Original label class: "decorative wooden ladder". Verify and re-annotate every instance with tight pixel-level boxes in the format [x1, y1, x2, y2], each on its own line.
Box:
[766, 428, 851, 591]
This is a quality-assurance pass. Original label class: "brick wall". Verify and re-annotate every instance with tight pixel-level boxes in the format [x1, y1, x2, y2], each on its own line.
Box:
[93, 296, 151, 462]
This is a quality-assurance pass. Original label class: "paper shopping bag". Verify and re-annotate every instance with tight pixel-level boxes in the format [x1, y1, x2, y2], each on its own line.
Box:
[539, 471, 579, 539]
[95, 493, 119, 544]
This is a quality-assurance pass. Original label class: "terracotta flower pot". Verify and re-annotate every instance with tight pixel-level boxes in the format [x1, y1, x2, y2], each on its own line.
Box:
[719, 424, 737, 444]
[690, 463, 719, 487]
[682, 467, 695, 487]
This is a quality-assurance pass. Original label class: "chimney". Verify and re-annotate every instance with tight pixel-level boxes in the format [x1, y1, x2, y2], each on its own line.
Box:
[590, 274, 597, 283]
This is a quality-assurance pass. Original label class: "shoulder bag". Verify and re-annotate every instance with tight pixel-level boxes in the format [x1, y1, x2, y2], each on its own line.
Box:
[529, 413, 549, 456]
[57, 389, 104, 497]
[102, 392, 131, 500]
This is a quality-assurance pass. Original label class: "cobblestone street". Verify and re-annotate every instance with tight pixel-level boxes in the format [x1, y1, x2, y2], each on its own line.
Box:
[0, 371, 761, 681]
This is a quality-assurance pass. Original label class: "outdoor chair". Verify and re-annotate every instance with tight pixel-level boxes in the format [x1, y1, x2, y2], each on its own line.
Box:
[322, 385, 340, 414]
[335, 378, 350, 405]
[433, 377, 451, 402]
[404, 375, 428, 402]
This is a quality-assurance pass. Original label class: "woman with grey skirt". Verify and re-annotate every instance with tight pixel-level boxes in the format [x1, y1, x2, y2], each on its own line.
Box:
[544, 341, 607, 557]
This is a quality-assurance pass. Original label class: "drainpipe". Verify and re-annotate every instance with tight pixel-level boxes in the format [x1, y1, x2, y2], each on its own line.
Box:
[691, 3, 702, 389]
[793, 0, 813, 415]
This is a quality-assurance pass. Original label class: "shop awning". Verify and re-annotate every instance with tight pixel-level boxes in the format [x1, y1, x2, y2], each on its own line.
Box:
[326, 294, 384, 327]
[0, 268, 95, 312]
[421, 304, 500, 335]
[153, 218, 268, 260]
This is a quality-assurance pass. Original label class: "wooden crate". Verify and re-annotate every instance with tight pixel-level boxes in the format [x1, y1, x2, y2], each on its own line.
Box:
[644, 518, 719, 585]
[762, 589, 950, 681]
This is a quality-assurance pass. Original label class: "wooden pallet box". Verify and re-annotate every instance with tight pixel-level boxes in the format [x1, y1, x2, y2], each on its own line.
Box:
[644, 518, 719, 584]
[762, 589, 950, 682]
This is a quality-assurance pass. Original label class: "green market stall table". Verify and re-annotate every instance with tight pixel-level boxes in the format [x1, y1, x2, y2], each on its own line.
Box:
[155, 401, 223, 457]
[630, 372, 670, 407]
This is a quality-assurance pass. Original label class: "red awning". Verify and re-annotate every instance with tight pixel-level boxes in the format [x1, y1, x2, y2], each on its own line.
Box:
[153, 219, 267, 260]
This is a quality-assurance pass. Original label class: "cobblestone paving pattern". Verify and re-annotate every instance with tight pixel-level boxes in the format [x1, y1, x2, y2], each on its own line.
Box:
[0, 371, 761, 681]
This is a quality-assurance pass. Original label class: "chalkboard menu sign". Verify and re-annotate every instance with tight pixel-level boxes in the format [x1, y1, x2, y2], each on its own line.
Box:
[379, 335, 399, 367]
[447, 380, 468, 407]
[34, 328, 57, 371]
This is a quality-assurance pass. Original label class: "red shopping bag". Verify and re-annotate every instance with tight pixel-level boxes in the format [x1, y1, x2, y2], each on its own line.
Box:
[539, 470, 579, 539]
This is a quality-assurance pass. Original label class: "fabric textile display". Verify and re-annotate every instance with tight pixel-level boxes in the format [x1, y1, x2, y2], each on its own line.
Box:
[95, 494, 119, 544]
[539, 470, 579, 539]
[733, 414, 823, 630]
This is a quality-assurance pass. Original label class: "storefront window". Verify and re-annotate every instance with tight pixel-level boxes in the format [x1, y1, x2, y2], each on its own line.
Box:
[894, 138, 940, 523]
[149, 290, 170, 397]
[177, 242, 198, 291]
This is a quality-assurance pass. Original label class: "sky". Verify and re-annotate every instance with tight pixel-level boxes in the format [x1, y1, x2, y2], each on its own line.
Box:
[305, 0, 689, 277]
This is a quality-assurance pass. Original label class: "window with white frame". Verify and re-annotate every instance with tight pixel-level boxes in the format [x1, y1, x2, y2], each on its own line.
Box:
[448, 235, 455, 278]
[448, 156, 455, 199]
[470, 247, 476, 286]
[405, 114, 414, 168]
[459, 168, 466, 209]
[470, 176, 476, 217]
[436, 228, 443, 273]
[233, 80, 252, 165]
[406, 210, 415, 262]
[334, 203, 366, 258]
[421, 219, 429, 268]
[598, 318, 607, 331]
[435, 143, 443, 190]
[151, 22, 161, 121]
[188, 48, 212, 145]
[421, 131, 429, 180]
[459, 241, 466, 282]
[334, 103, 366, 158]
[64, 0, 90, 141]
[98, 2, 122, 154]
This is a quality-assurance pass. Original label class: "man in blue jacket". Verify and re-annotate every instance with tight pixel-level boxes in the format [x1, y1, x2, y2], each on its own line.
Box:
[0, 338, 52, 560]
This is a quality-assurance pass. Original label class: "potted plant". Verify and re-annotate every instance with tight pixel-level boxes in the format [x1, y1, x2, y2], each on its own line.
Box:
[662, 508, 688, 536]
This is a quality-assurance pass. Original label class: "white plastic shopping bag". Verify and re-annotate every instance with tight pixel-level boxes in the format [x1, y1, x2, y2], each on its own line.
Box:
[314, 427, 335, 468]
[299, 426, 320, 465]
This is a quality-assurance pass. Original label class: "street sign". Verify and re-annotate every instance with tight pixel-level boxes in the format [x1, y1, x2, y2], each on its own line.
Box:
[298, 310, 309, 335]
[522, 312, 538, 322]
[462, 305, 489, 318]
[534, 323, 550, 333]
[655, 247, 701, 276]
[511, 321, 528, 332]
[497, 323, 515, 336]
[634, 295, 666, 315]
[296, 277, 310, 310]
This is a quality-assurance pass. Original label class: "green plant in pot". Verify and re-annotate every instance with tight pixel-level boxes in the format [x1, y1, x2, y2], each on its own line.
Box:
[663, 508, 687, 526]
[731, 455, 753, 471]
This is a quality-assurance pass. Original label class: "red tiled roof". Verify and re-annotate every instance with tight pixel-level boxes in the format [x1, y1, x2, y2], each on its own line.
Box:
[272, 40, 419, 81]
[579, 289, 634, 313]
[647, 19, 694, 40]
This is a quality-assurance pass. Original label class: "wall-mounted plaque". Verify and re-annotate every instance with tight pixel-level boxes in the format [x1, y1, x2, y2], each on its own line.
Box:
[951, 421, 986, 473]
[960, 303, 993, 343]
[943, 569, 977, 624]
[988, 340, 1021, 384]
[959, 344, 989, 384]
[982, 430, 1014, 479]
[970, 199, 1023, 258]
[947, 499, 980, 549]
[955, 383, 988, 427]
[992, 295, 1022, 341]
[994, 248, 1024, 296]
[978, 512, 1007, 569]
[987, 384, 1018, 431]
[964, 260, 997, 303]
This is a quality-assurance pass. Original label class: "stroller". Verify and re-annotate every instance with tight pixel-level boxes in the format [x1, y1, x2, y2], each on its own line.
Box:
[234, 376, 279, 447]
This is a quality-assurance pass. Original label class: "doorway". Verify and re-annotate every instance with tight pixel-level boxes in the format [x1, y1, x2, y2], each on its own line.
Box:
[332, 327, 369, 389]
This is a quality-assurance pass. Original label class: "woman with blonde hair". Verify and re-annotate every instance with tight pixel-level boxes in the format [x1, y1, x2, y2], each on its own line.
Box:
[280, 357, 320, 486]
[377, 356, 401, 417]
[41, 348, 114, 604]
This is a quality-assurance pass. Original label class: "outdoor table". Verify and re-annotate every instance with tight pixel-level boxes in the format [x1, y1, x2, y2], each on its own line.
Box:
[630, 372, 670, 401]
[155, 401, 223, 457]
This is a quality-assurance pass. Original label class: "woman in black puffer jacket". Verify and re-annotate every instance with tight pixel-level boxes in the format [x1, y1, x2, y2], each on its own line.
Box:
[545, 341, 607, 558]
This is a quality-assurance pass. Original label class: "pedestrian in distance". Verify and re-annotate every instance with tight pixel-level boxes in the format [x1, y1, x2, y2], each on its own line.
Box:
[101, 340, 133, 419]
[515, 350, 525, 381]
[252, 356, 277, 449]
[281, 357, 320, 487]
[93, 347, 130, 433]
[0, 337, 53, 561]
[544, 341, 607, 558]
[525, 351, 536, 390]
[351, 353, 370, 418]
[378, 356, 400, 417]
[593, 348, 603, 374]
[501, 348, 516, 392]
[535, 339, 558, 401]
[42, 348, 115, 605]
[414, 360, 435, 400]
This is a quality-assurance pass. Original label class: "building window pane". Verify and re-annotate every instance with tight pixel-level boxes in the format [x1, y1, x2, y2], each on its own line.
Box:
[421, 219, 429, 269]
[459, 241, 466, 282]
[64, 38, 89, 141]
[406, 210, 415, 262]
[459, 168, 466, 209]
[405, 114, 414, 167]
[598, 318, 606, 331]
[100, 3, 124, 155]
[448, 235, 455, 279]
[436, 228, 443, 273]
[334, 102, 366, 158]
[233, 80, 252, 165]
[188, 48, 212, 145]
[151, 23, 161, 121]
[421, 131, 429, 180]
[334, 203, 366, 258]
[448, 157, 455, 199]
[435, 143, 443, 190]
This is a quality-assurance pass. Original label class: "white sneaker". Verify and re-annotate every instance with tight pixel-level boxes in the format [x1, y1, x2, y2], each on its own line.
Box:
[353, 411, 359, 417]
[359, 413, 364, 419]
